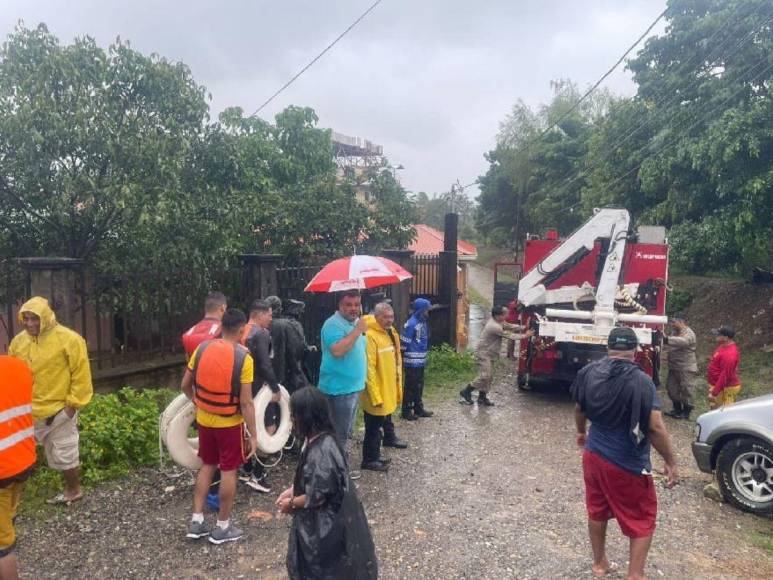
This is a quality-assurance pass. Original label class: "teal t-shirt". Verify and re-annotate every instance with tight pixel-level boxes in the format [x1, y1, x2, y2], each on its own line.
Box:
[318, 312, 367, 396]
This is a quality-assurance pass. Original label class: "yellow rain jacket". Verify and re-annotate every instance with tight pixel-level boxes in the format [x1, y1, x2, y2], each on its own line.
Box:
[9, 297, 93, 419]
[360, 314, 403, 417]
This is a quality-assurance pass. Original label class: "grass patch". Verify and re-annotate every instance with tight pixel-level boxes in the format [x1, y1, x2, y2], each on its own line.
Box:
[424, 345, 477, 398]
[750, 530, 773, 555]
[22, 387, 178, 515]
[467, 285, 492, 309]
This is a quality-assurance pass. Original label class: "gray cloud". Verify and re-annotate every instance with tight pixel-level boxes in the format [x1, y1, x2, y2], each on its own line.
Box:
[2, 0, 666, 197]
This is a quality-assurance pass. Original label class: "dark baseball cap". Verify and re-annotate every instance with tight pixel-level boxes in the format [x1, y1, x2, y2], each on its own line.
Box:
[711, 325, 736, 339]
[669, 312, 687, 322]
[607, 326, 638, 351]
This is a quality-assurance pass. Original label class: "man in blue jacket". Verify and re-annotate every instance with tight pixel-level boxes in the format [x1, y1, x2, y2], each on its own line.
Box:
[400, 298, 433, 420]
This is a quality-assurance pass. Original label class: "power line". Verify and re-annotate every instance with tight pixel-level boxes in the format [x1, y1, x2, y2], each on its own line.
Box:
[533, 6, 669, 142]
[514, 9, 773, 209]
[602, 57, 773, 194]
[250, 0, 383, 117]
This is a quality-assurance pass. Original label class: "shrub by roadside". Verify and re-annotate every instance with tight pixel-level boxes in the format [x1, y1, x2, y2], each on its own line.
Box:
[24, 387, 178, 511]
[425, 345, 476, 395]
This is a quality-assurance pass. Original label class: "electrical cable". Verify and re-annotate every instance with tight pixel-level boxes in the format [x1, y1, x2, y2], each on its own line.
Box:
[250, 0, 383, 117]
[522, 9, 773, 206]
[533, 7, 669, 143]
[601, 56, 773, 193]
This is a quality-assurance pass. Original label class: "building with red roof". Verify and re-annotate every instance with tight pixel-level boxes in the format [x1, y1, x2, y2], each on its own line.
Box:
[405, 223, 477, 349]
[408, 224, 478, 261]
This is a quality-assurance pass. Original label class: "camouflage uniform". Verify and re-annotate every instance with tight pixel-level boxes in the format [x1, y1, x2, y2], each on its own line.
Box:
[665, 326, 698, 407]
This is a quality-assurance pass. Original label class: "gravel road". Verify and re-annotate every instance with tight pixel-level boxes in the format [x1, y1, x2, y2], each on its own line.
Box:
[17, 364, 773, 579]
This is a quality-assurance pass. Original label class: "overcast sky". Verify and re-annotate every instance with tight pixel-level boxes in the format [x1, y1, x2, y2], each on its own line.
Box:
[2, 0, 666, 197]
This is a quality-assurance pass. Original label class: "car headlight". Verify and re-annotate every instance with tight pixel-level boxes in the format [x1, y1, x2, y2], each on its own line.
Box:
[694, 422, 701, 441]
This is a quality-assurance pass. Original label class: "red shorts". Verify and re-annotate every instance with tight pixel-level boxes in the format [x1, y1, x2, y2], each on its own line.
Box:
[582, 450, 657, 538]
[197, 423, 246, 472]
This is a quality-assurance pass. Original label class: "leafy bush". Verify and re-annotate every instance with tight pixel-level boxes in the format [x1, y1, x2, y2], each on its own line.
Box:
[666, 288, 694, 316]
[669, 217, 742, 275]
[27, 387, 178, 501]
[426, 345, 476, 392]
[77, 387, 178, 484]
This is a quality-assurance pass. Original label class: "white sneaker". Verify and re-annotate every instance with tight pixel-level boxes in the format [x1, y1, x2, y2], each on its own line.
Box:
[244, 474, 271, 493]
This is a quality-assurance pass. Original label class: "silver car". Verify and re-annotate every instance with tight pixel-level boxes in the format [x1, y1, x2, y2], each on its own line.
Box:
[692, 393, 773, 516]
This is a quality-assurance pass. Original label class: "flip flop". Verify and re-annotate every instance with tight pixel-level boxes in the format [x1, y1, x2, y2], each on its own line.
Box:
[592, 561, 619, 577]
[46, 492, 84, 505]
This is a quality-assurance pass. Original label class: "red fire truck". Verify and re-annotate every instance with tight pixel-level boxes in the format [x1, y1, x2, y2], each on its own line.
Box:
[502, 208, 669, 389]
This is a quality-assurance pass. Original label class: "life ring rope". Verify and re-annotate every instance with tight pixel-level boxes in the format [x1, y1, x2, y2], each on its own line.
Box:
[160, 385, 292, 470]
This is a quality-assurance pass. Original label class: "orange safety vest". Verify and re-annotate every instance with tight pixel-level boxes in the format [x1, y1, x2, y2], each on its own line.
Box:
[192, 339, 248, 416]
[0, 355, 36, 482]
[239, 322, 260, 347]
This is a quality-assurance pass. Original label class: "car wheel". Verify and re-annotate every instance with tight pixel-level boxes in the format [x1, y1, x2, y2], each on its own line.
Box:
[716, 437, 773, 516]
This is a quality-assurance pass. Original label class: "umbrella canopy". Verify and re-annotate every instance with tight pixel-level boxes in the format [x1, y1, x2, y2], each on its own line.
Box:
[304, 255, 412, 293]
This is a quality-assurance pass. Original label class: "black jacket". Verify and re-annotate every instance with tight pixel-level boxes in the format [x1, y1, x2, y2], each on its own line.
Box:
[287, 433, 377, 580]
[245, 326, 280, 393]
[571, 357, 656, 447]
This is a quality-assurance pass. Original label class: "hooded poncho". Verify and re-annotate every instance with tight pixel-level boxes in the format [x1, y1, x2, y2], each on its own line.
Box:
[571, 357, 660, 475]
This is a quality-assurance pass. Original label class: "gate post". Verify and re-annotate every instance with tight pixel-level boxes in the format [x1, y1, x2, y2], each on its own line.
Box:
[238, 254, 283, 310]
[17, 257, 87, 335]
[381, 249, 414, 330]
[440, 213, 459, 348]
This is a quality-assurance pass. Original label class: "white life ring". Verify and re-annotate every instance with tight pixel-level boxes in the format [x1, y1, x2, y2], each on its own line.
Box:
[160, 394, 202, 470]
[160, 385, 292, 469]
[254, 384, 292, 454]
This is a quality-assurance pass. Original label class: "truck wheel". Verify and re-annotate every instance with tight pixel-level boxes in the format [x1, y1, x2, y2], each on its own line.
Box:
[716, 437, 773, 516]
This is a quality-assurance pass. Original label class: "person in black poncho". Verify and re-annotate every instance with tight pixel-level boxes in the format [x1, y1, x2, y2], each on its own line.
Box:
[277, 387, 377, 580]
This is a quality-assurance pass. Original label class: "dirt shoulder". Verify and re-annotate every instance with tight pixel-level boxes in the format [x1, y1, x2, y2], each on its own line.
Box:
[16, 362, 773, 579]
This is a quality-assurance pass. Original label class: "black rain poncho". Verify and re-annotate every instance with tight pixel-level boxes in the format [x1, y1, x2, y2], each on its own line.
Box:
[570, 357, 656, 447]
[287, 433, 378, 580]
[271, 317, 311, 393]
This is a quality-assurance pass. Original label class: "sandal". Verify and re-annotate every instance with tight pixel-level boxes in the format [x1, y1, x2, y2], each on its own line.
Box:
[46, 492, 84, 505]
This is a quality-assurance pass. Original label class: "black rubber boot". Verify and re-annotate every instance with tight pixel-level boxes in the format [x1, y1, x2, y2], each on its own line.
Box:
[679, 404, 694, 420]
[665, 402, 683, 418]
[414, 385, 433, 418]
[401, 384, 418, 420]
[459, 385, 474, 405]
[478, 392, 495, 407]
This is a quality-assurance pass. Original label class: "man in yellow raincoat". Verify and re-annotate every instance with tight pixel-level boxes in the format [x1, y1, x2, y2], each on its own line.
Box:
[360, 302, 405, 473]
[8, 297, 93, 504]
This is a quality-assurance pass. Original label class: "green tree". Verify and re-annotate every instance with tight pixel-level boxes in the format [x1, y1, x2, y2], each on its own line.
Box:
[0, 23, 418, 278]
[588, 0, 773, 271]
[0, 24, 209, 270]
[477, 80, 612, 248]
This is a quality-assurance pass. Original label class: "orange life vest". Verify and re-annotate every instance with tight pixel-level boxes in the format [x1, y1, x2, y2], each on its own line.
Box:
[239, 322, 260, 347]
[192, 339, 248, 416]
[0, 355, 36, 482]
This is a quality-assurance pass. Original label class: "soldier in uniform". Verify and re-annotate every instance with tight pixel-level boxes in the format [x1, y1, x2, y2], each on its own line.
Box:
[460, 306, 532, 407]
[662, 313, 698, 419]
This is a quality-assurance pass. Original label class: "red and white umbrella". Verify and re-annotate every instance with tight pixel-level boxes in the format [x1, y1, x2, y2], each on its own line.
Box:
[304, 255, 412, 293]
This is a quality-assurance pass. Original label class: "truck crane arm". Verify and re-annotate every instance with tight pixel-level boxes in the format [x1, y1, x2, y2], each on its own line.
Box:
[518, 207, 631, 310]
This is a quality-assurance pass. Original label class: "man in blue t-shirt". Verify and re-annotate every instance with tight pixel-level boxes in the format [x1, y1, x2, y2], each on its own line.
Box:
[319, 291, 368, 449]
[571, 326, 678, 580]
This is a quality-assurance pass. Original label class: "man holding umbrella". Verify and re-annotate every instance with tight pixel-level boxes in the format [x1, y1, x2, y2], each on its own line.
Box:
[307, 255, 413, 452]
[319, 291, 368, 450]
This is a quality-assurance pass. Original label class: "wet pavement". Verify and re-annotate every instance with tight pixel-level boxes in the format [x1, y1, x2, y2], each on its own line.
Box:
[17, 362, 773, 579]
[467, 302, 486, 350]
